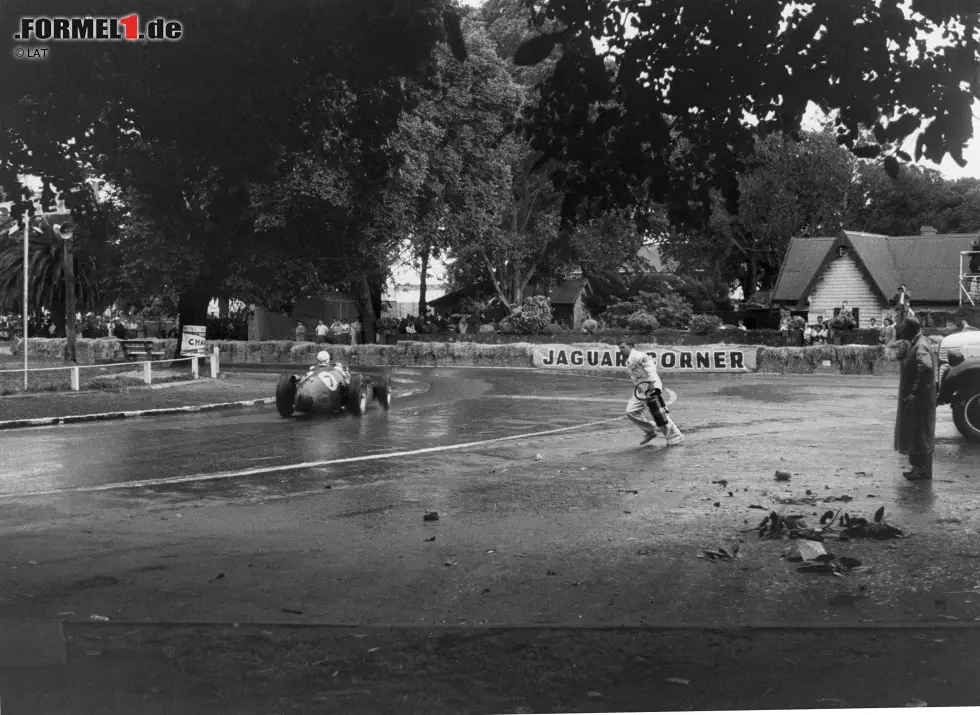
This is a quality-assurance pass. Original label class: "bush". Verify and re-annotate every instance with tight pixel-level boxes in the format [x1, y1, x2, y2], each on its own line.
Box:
[581, 317, 599, 334]
[637, 291, 694, 329]
[689, 313, 724, 335]
[626, 311, 660, 331]
[508, 296, 553, 335]
[788, 316, 807, 332]
[543, 323, 562, 335]
[602, 297, 646, 328]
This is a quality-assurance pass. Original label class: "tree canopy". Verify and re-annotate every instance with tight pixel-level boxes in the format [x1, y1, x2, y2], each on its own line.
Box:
[518, 0, 979, 229]
[0, 0, 467, 341]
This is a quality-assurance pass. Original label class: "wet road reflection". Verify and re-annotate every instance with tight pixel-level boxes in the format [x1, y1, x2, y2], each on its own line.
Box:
[0, 369, 629, 495]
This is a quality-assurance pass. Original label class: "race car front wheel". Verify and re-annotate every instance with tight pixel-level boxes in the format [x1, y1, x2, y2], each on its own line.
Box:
[347, 374, 368, 415]
[952, 387, 980, 444]
[275, 374, 297, 418]
[375, 374, 392, 410]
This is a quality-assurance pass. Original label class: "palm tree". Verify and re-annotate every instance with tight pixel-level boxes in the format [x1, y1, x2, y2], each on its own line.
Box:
[0, 214, 101, 336]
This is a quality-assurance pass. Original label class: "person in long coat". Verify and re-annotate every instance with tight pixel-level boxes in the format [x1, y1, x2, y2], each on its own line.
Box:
[894, 317, 936, 480]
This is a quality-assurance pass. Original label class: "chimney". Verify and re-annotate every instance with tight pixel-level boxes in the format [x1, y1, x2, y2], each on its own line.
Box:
[920, 226, 938, 235]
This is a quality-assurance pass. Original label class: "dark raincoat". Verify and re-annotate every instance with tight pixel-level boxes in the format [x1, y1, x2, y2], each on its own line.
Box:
[894, 334, 936, 456]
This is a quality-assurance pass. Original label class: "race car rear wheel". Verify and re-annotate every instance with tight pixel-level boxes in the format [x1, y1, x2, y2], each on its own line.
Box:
[375, 374, 392, 410]
[347, 374, 368, 415]
[952, 387, 980, 443]
[275, 374, 297, 418]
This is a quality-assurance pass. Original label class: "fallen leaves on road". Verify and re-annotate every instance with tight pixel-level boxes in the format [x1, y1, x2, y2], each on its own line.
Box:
[698, 543, 739, 561]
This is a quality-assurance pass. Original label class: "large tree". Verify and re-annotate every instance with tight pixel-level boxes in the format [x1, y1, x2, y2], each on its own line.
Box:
[0, 0, 467, 348]
[516, 0, 979, 233]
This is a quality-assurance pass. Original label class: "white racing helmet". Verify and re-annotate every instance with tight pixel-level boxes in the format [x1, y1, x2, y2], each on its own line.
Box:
[316, 350, 331, 365]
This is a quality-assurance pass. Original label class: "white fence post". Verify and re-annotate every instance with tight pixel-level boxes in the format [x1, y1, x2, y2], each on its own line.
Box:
[192, 356, 199, 379]
[143, 361, 152, 385]
[70, 366, 80, 391]
[211, 346, 219, 378]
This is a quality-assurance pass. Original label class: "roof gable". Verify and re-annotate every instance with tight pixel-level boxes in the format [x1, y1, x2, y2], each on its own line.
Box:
[774, 230, 980, 304]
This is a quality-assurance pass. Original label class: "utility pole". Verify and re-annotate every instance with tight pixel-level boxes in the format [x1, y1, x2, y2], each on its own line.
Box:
[59, 222, 77, 363]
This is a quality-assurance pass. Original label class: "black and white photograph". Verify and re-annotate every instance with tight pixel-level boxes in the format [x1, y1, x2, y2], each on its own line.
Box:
[1, 0, 979, 712]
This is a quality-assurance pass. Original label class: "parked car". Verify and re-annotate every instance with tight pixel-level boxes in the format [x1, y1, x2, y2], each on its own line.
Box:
[936, 331, 980, 443]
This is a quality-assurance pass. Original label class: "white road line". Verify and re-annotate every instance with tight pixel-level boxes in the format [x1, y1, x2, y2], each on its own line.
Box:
[0, 416, 626, 499]
[488, 388, 678, 406]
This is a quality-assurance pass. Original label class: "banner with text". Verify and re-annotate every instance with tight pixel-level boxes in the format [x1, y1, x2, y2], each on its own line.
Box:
[531, 345, 758, 372]
[180, 325, 208, 356]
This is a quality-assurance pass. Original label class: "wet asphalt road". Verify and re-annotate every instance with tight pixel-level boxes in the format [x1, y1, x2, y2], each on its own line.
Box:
[0, 367, 632, 496]
[0, 366, 975, 497]
[2, 367, 980, 629]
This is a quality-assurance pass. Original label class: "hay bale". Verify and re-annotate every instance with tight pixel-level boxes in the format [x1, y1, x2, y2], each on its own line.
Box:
[835, 345, 882, 375]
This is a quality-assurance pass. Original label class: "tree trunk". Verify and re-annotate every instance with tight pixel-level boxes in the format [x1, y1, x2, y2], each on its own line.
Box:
[418, 245, 430, 317]
[744, 255, 758, 302]
[174, 276, 213, 358]
[354, 274, 377, 344]
[50, 296, 66, 339]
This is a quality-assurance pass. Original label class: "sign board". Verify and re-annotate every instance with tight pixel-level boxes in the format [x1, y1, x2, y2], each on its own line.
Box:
[531, 345, 758, 373]
[180, 325, 208, 356]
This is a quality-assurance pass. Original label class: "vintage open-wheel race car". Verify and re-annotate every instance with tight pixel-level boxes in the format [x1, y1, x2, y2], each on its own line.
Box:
[274, 359, 391, 418]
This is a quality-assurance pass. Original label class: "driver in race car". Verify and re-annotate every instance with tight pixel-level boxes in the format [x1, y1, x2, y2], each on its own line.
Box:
[309, 350, 351, 386]
[618, 340, 684, 447]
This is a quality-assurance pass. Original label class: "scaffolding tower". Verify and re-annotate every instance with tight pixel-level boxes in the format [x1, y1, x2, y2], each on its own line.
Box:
[960, 251, 980, 306]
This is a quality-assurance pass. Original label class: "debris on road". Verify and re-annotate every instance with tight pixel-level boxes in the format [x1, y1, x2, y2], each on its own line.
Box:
[698, 543, 739, 561]
[214, 572, 225, 580]
[665, 677, 690, 686]
[905, 699, 928, 708]
[534, 453, 543, 461]
[423, 511, 439, 521]
[775, 470, 792, 481]
[786, 540, 827, 562]
[712, 479, 729, 488]
[745, 504, 906, 542]
[586, 691, 603, 698]
[281, 607, 304, 615]
[423, 537, 436, 542]
[618, 489, 639, 494]
[88, 615, 110, 622]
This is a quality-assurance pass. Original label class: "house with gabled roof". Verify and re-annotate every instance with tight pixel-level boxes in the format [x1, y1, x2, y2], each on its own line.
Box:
[772, 227, 980, 325]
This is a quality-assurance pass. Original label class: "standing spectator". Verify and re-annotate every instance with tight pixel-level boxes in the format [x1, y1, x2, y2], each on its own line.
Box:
[737, 320, 748, 332]
[295, 321, 307, 342]
[868, 317, 877, 331]
[894, 317, 936, 480]
[350, 318, 361, 345]
[618, 340, 684, 446]
[315, 319, 330, 344]
[332, 317, 350, 345]
[892, 284, 912, 325]
[880, 317, 896, 344]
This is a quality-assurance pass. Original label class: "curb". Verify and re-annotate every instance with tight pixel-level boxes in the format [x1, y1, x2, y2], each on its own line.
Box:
[0, 397, 276, 430]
